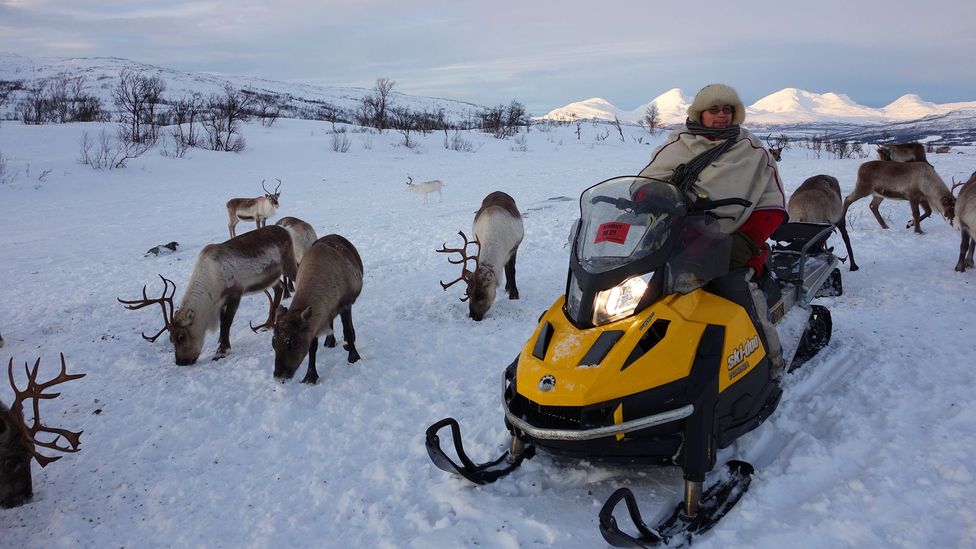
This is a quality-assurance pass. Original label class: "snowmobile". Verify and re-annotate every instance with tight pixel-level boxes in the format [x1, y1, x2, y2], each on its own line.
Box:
[426, 175, 841, 547]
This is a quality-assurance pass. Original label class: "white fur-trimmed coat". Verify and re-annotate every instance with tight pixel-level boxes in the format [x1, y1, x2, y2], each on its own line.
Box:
[637, 128, 786, 233]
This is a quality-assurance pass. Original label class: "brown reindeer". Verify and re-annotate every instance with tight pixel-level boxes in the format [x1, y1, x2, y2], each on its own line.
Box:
[438, 191, 523, 321]
[953, 173, 976, 272]
[272, 235, 363, 383]
[789, 175, 859, 271]
[226, 179, 282, 238]
[876, 142, 927, 163]
[0, 354, 85, 508]
[275, 216, 318, 298]
[841, 161, 955, 235]
[119, 226, 298, 365]
[764, 134, 789, 162]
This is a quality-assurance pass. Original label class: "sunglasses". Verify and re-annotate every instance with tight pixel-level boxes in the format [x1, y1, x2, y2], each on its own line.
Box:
[706, 105, 735, 115]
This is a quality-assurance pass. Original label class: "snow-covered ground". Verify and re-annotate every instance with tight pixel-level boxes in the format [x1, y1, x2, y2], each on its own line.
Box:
[1, 119, 974, 548]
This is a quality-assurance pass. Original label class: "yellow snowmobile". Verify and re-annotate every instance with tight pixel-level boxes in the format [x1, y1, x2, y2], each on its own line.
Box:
[426, 176, 840, 547]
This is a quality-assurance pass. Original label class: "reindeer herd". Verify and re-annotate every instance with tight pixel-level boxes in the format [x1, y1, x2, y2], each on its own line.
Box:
[3, 139, 975, 510]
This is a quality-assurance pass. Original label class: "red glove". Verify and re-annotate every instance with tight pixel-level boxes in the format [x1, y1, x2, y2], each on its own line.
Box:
[737, 210, 785, 277]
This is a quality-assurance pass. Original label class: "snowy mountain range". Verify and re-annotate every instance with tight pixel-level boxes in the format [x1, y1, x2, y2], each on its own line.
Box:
[2, 52, 975, 131]
[542, 87, 976, 127]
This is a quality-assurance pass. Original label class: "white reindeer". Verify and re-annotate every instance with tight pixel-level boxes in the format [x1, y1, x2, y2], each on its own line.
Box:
[406, 176, 443, 203]
[438, 191, 523, 321]
[226, 179, 282, 238]
[118, 226, 298, 365]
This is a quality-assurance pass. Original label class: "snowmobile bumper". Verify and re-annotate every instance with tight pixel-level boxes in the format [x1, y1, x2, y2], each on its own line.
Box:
[502, 395, 694, 442]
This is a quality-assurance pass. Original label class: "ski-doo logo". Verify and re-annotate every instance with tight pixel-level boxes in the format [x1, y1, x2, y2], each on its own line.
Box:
[538, 374, 556, 392]
[726, 335, 761, 375]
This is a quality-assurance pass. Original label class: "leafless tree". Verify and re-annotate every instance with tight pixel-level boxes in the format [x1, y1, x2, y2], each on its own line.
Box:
[16, 82, 49, 125]
[170, 95, 204, 148]
[203, 86, 254, 152]
[113, 69, 166, 145]
[641, 104, 661, 134]
[252, 92, 282, 127]
[611, 115, 625, 143]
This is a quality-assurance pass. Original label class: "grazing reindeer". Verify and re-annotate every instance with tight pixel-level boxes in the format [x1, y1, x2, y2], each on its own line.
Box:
[764, 134, 789, 162]
[877, 142, 927, 163]
[275, 216, 318, 297]
[438, 191, 523, 321]
[272, 235, 364, 383]
[1, 354, 85, 508]
[406, 176, 443, 203]
[789, 175, 859, 271]
[841, 161, 955, 235]
[952, 173, 976, 272]
[226, 179, 282, 238]
[936, 145, 952, 154]
[119, 226, 298, 365]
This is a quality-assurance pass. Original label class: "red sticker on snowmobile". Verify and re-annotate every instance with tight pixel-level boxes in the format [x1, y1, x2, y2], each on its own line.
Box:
[595, 222, 630, 244]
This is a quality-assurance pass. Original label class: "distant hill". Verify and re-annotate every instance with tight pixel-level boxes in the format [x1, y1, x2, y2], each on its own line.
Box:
[0, 53, 487, 125]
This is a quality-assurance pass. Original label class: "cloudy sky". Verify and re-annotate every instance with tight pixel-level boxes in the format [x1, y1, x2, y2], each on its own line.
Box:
[1, 0, 973, 114]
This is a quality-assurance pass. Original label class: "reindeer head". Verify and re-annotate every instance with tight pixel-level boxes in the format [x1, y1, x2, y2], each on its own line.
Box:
[467, 268, 498, 321]
[764, 134, 789, 162]
[876, 145, 891, 161]
[437, 230, 491, 320]
[1, 355, 85, 508]
[271, 306, 313, 380]
[942, 195, 956, 224]
[170, 308, 206, 366]
[262, 179, 282, 207]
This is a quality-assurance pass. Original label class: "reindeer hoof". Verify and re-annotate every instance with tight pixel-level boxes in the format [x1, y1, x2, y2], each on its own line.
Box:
[324, 334, 337, 348]
[344, 343, 361, 363]
[213, 349, 230, 361]
[301, 373, 320, 384]
[850, 265, 860, 272]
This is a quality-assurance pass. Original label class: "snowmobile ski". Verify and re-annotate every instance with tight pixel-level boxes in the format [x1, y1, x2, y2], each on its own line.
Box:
[425, 417, 535, 485]
[599, 460, 754, 547]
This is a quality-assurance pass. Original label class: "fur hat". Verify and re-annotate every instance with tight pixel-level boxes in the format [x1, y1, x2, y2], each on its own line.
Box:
[687, 83, 746, 125]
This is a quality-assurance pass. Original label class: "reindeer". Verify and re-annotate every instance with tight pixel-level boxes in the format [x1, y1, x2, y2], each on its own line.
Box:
[952, 173, 976, 272]
[272, 235, 363, 383]
[406, 176, 443, 203]
[275, 216, 318, 298]
[226, 179, 282, 238]
[438, 191, 523, 321]
[841, 161, 955, 235]
[877, 142, 927, 163]
[118, 226, 298, 365]
[764, 134, 789, 162]
[789, 175, 859, 271]
[936, 145, 952, 154]
[1, 354, 85, 508]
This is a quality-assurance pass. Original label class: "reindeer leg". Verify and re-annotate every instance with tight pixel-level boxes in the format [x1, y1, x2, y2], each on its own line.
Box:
[229, 219, 238, 239]
[324, 318, 336, 348]
[868, 196, 889, 229]
[837, 218, 859, 272]
[909, 200, 924, 234]
[339, 307, 361, 363]
[215, 293, 242, 359]
[958, 230, 973, 272]
[967, 237, 975, 268]
[908, 201, 932, 229]
[504, 252, 520, 299]
[302, 336, 319, 384]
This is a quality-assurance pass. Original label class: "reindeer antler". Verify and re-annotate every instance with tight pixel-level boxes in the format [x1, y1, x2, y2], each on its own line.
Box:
[117, 275, 176, 342]
[951, 176, 967, 195]
[261, 179, 270, 194]
[8, 354, 86, 467]
[436, 230, 479, 301]
[274, 178, 282, 194]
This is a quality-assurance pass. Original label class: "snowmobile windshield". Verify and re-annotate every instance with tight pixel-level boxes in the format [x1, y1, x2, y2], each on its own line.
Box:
[576, 177, 685, 274]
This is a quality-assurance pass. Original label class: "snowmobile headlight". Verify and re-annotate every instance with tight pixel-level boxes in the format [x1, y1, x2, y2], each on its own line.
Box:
[592, 273, 653, 326]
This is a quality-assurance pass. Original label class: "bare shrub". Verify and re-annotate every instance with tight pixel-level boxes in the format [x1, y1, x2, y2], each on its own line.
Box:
[0, 150, 10, 184]
[79, 129, 149, 169]
[444, 129, 475, 152]
[510, 134, 528, 152]
[330, 132, 351, 153]
[640, 104, 661, 134]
